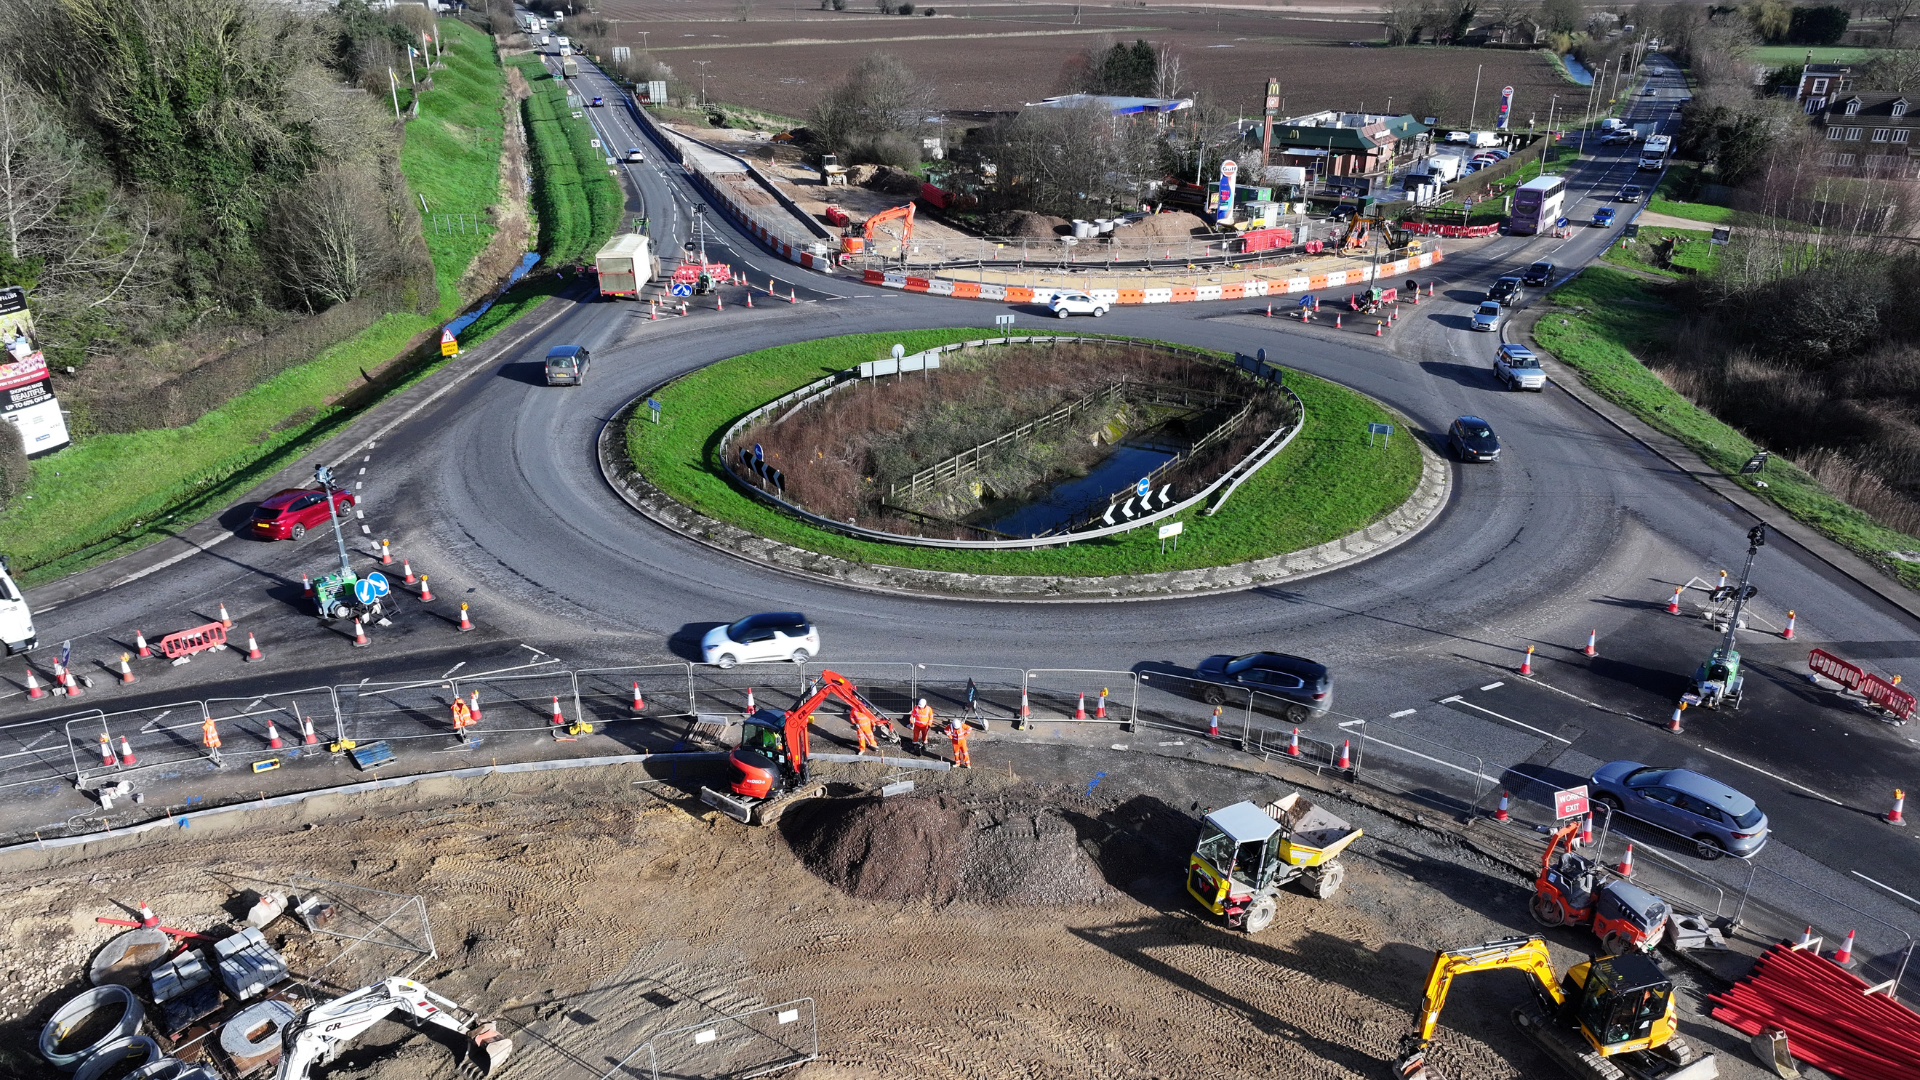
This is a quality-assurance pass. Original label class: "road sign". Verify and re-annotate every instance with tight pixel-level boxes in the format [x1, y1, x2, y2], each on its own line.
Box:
[1741, 450, 1770, 474]
[1158, 521, 1184, 539]
[1622, 223, 1640, 239]
[1711, 226, 1732, 245]
[1553, 785, 1590, 820]
[1367, 422, 1393, 447]
[669, 281, 692, 297]
[353, 578, 378, 604]
[1136, 476, 1152, 499]
[440, 328, 457, 356]
[646, 397, 661, 424]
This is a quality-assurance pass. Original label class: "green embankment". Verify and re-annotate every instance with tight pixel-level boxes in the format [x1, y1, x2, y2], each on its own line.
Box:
[508, 56, 625, 266]
[1600, 225, 1721, 278]
[1, 19, 512, 585]
[625, 331, 1424, 578]
[1532, 268, 1920, 589]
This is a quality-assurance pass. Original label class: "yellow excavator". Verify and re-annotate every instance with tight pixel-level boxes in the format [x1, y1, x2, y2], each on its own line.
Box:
[1392, 936, 1719, 1080]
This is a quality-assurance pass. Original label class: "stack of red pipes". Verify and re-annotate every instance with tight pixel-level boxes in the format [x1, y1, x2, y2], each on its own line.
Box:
[1708, 942, 1920, 1080]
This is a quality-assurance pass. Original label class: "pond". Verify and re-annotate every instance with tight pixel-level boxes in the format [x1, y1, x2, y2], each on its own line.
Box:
[981, 441, 1175, 537]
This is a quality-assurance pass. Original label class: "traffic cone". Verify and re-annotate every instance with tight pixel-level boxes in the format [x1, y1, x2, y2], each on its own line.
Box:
[1075, 692, 1087, 720]
[468, 691, 483, 723]
[419, 575, 434, 602]
[1019, 685, 1030, 723]
[1585, 630, 1597, 657]
[266, 720, 283, 749]
[457, 603, 473, 632]
[1374, 320, 1382, 336]
[301, 573, 313, 598]
[118, 735, 136, 766]
[550, 696, 565, 726]
[135, 630, 151, 658]
[1208, 707, 1220, 738]
[1833, 929, 1856, 965]
[1579, 813, 1595, 847]
[351, 617, 369, 648]
[61, 664, 83, 699]
[1783, 610, 1796, 640]
[1520, 645, 1534, 676]
[25, 669, 42, 699]
[218, 603, 233, 629]
[746, 687, 756, 715]
[1265, 303, 1272, 317]
[380, 539, 393, 565]
[1618, 843, 1636, 877]
[1494, 790, 1510, 821]
[117, 655, 136, 684]
[1798, 926, 1814, 947]
[650, 303, 657, 320]
[717, 294, 723, 311]
[1668, 701, 1686, 733]
[301, 716, 318, 745]
[402, 559, 416, 585]
[631, 682, 646, 714]
[98, 733, 115, 768]
[1667, 586, 1683, 614]
[1335, 313, 1342, 329]
[137, 903, 159, 928]
[1096, 688, 1108, 719]
[790, 288, 797, 303]
[1337, 739, 1352, 770]
[746, 291, 753, 307]
[1889, 788, 1908, 827]
[1287, 727, 1301, 756]
[243, 633, 263, 662]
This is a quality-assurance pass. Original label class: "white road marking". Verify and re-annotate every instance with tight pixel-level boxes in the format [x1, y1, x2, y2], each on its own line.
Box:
[1361, 734, 1502, 784]
[1480, 681, 1505, 691]
[1389, 708, 1417, 718]
[1697, 746, 1843, 805]
[1440, 695, 1571, 744]
[357, 468, 366, 475]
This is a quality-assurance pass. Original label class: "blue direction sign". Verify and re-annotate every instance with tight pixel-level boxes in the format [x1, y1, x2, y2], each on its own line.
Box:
[354, 571, 393, 605]
[1136, 476, 1152, 499]
[669, 280, 693, 297]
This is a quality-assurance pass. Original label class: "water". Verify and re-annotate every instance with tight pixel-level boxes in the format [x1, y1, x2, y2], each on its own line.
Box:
[1562, 55, 1596, 85]
[983, 443, 1174, 537]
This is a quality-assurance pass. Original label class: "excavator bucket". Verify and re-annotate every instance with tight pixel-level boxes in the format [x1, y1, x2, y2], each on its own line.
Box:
[1390, 1045, 1447, 1080]
[468, 1023, 513, 1075]
[700, 785, 756, 824]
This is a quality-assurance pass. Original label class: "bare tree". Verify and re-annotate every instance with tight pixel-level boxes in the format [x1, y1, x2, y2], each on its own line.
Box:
[808, 55, 934, 162]
[1860, 48, 1920, 90]
[271, 164, 401, 311]
[1153, 45, 1185, 99]
[0, 73, 81, 265]
[1486, 0, 1537, 41]
[1383, 0, 1426, 43]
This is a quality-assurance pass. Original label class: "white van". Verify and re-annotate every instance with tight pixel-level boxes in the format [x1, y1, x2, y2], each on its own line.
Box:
[0, 557, 34, 655]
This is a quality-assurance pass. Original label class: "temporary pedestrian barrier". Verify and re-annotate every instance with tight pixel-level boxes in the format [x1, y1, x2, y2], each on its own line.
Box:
[1808, 648, 1863, 689]
[159, 623, 227, 661]
[1021, 669, 1136, 729]
[1808, 648, 1916, 721]
[574, 664, 696, 726]
[448, 669, 585, 737]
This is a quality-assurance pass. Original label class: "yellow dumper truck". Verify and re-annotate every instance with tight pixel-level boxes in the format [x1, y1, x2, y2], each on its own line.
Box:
[1185, 792, 1362, 932]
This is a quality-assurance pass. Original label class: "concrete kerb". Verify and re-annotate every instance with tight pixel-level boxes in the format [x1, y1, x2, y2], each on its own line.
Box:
[596, 382, 1452, 602]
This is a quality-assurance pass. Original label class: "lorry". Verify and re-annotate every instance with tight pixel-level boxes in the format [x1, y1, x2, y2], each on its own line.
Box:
[595, 232, 659, 299]
[554, 35, 570, 50]
[561, 56, 579, 79]
[1418, 153, 1464, 182]
[1639, 134, 1671, 170]
[1633, 122, 1657, 142]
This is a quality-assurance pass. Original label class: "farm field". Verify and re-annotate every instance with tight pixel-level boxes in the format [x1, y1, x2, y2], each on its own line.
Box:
[596, 0, 1567, 122]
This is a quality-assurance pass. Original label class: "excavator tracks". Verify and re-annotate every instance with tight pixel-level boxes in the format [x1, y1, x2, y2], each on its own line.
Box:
[1511, 1007, 1716, 1080]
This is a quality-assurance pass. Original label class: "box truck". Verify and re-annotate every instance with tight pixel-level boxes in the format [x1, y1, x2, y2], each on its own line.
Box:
[596, 233, 660, 299]
[561, 57, 579, 78]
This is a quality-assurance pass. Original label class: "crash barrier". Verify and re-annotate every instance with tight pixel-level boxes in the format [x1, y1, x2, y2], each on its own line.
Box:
[158, 622, 227, 661]
[716, 335, 1305, 549]
[1397, 221, 1501, 238]
[599, 997, 818, 1080]
[1808, 648, 1917, 722]
[858, 248, 1444, 306]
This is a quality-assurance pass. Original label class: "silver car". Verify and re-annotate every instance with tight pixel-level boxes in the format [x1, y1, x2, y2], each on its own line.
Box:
[1590, 761, 1770, 859]
[1471, 301, 1502, 332]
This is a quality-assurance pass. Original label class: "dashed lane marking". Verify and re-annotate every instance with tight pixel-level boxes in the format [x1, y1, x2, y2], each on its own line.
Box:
[1440, 694, 1572, 744]
[1361, 734, 1502, 784]
[1389, 708, 1417, 718]
[1480, 681, 1505, 691]
[1697, 746, 1843, 806]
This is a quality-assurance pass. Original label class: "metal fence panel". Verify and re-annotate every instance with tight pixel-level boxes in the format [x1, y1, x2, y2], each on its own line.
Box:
[689, 667, 812, 720]
[206, 688, 338, 755]
[1357, 718, 1502, 814]
[1022, 669, 1135, 728]
[614, 997, 818, 1080]
[448, 670, 581, 735]
[0, 709, 94, 793]
[574, 664, 696, 726]
[69, 702, 212, 786]
[910, 664, 1026, 723]
[339, 679, 467, 744]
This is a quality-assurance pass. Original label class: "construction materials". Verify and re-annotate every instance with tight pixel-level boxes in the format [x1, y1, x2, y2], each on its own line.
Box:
[1710, 941, 1920, 1080]
[349, 740, 395, 771]
[221, 999, 296, 1074]
[213, 926, 288, 1001]
[293, 894, 337, 932]
[87, 928, 171, 988]
[271, 976, 512, 1079]
[1185, 792, 1360, 932]
[700, 670, 892, 825]
[39, 983, 145, 1071]
[148, 950, 211, 1004]
[244, 891, 287, 928]
[71, 1035, 161, 1080]
[1392, 935, 1718, 1080]
[1529, 820, 1670, 955]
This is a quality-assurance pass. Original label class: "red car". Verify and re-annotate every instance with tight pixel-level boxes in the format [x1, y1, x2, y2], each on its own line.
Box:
[249, 488, 354, 541]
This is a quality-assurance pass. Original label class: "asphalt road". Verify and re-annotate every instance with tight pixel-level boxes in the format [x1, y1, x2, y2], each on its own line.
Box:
[6, 52, 1920, 981]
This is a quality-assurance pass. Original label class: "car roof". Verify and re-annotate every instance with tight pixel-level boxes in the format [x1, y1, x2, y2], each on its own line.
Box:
[1231, 651, 1325, 674]
[1500, 343, 1537, 356]
[1664, 769, 1757, 813]
[1530, 261, 1552, 268]
[736, 611, 808, 629]
[1205, 801, 1281, 844]
[260, 489, 313, 507]
[1457, 415, 1491, 425]
[545, 345, 585, 358]
[1497, 275, 1522, 282]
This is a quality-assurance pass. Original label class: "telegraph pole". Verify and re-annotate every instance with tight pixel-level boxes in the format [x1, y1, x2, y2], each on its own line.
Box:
[1469, 63, 1483, 128]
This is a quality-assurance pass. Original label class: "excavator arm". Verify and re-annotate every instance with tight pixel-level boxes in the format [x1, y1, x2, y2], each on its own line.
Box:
[863, 203, 915, 244]
[1396, 937, 1563, 1078]
[782, 670, 891, 774]
[275, 977, 511, 1080]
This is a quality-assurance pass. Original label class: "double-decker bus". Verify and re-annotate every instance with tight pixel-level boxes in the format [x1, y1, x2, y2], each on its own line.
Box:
[1509, 175, 1567, 236]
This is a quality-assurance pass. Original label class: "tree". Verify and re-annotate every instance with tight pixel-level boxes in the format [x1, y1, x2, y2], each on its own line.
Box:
[1080, 40, 1157, 95]
[807, 55, 934, 162]
[1539, 0, 1583, 33]
[1788, 3, 1850, 42]
[1384, 0, 1427, 43]
[1744, 0, 1793, 40]
[1153, 45, 1186, 99]
[1486, 0, 1538, 41]
[270, 164, 401, 311]
[1860, 48, 1920, 90]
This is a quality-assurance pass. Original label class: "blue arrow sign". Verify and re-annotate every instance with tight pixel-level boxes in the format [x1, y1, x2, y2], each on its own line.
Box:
[669, 281, 692, 297]
[365, 571, 391, 598]
[354, 578, 378, 605]
[1136, 476, 1151, 499]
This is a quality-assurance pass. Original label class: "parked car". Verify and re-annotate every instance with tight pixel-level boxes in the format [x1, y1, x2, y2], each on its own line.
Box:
[1483, 148, 1513, 160]
[1049, 291, 1109, 318]
[1522, 261, 1554, 286]
[1494, 342, 1547, 390]
[1590, 761, 1770, 859]
[1448, 415, 1501, 461]
[1472, 301, 1504, 332]
[1487, 276, 1523, 304]
[250, 487, 355, 541]
[544, 344, 590, 386]
[701, 612, 821, 668]
[1617, 185, 1644, 202]
[625, 147, 645, 162]
[1463, 161, 1487, 174]
[1190, 652, 1332, 722]
[1593, 206, 1617, 227]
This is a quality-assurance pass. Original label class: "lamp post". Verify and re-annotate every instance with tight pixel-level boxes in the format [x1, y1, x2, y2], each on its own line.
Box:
[314, 464, 354, 585]
[1469, 63, 1483, 128]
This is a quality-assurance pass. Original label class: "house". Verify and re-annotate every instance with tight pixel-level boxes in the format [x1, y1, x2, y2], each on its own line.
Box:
[1796, 62, 1856, 112]
[1811, 93, 1920, 177]
[1266, 111, 1429, 187]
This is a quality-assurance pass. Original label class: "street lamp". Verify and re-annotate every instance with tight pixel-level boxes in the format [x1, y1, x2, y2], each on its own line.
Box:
[693, 60, 712, 105]
[1469, 63, 1483, 128]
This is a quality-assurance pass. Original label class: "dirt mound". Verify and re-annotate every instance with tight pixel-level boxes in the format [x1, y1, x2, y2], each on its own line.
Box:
[1111, 211, 1209, 240]
[787, 788, 1136, 907]
[984, 209, 1069, 238]
[863, 165, 923, 198]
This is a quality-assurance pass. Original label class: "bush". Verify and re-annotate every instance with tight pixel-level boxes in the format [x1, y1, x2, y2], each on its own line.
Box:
[899, 2, 914, 11]
[0, 423, 27, 509]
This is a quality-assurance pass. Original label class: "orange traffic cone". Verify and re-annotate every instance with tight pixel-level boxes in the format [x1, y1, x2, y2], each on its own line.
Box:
[380, 539, 393, 565]
[1668, 702, 1686, 733]
[1585, 630, 1597, 657]
[218, 603, 233, 629]
[1335, 313, 1342, 329]
[1019, 685, 1030, 724]
[25, 669, 43, 699]
[650, 303, 658, 320]
[301, 716, 319, 745]
[244, 633, 263, 662]
[266, 720, 283, 749]
[550, 696, 565, 725]
[135, 630, 151, 658]
[631, 682, 646, 713]
[468, 691, 483, 723]
[457, 603, 473, 632]
[118, 735, 137, 766]
[61, 663, 83, 699]
[1833, 929, 1856, 965]
[118, 655, 136, 684]
[746, 291, 753, 307]
[1617, 843, 1636, 877]
[1520, 645, 1535, 676]
[1890, 788, 1908, 827]
[137, 902, 159, 928]
[419, 575, 434, 602]
[351, 617, 369, 648]
[1494, 790, 1510, 821]
[790, 288, 797, 303]
[1075, 692, 1087, 719]
[1287, 727, 1301, 756]
[1374, 320, 1382, 336]
[1783, 610, 1796, 639]
[1337, 739, 1352, 770]
[1095, 688, 1107, 719]
[301, 573, 313, 597]
[1208, 707, 1220, 738]
[402, 559, 416, 585]
[1667, 586, 1683, 614]
[1579, 813, 1595, 847]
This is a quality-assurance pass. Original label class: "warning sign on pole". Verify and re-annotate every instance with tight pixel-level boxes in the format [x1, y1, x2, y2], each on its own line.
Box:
[440, 329, 457, 356]
[1553, 785, 1590, 820]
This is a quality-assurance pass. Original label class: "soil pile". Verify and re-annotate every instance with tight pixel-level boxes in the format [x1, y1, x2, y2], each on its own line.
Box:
[787, 788, 1135, 907]
[1110, 210, 1209, 240]
[984, 209, 1069, 237]
[863, 165, 923, 198]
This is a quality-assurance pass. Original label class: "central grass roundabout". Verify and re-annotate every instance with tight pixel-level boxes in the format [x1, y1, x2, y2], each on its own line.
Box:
[623, 330, 1427, 582]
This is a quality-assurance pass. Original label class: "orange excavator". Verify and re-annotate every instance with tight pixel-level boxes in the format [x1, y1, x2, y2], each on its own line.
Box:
[839, 203, 914, 256]
[699, 670, 894, 825]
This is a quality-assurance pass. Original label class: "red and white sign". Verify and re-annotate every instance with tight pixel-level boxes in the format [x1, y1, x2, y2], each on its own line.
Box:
[0, 349, 47, 394]
[1553, 785, 1590, 820]
[1219, 159, 1239, 180]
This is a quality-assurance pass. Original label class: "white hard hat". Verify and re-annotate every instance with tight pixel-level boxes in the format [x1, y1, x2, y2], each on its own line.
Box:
[918, 698, 927, 707]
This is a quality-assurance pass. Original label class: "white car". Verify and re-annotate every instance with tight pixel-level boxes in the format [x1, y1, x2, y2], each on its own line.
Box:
[625, 148, 645, 162]
[1049, 292, 1109, 318]
[1472, 301, 1503, 332]
[701, 612, 820, 668]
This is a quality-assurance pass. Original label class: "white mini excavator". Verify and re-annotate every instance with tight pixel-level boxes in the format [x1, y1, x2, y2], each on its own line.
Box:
[275, 976, 512, 1079]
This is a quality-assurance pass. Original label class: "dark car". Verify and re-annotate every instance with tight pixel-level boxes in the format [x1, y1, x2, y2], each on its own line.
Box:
[1590, 761, 1770, 860]
[591, 95, 605, 107]
[1191, 652, 1332, 721]
[1448, 415, 1500, 462]
[1522, 261, 1554, 286]
[1486, 276, 1523, 304]
[249, 487, 354, 541]
[1617, 185, 1644, 202]
[1328, 204, 1359, 221]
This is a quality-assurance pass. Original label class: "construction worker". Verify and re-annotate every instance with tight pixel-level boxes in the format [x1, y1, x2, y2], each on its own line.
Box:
[909, 698, 935, 748]
[853, 708, 878, 756]
[946, 715, 971, 769]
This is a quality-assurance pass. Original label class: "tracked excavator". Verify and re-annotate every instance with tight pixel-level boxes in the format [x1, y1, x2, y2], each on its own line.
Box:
[275, 976, 511, 1079]
[700, 670, 894, 825]
[1392, 936, 1717, 1080]
[839, 203, 915, 257]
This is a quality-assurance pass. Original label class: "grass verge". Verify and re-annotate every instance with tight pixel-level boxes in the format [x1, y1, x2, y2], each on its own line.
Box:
[1648, 164, 1736, 225]
[509, 56, 624, 266]
[1600, 225, 1720, 278]
[1531, 267, 1920, 590]
[401, 19, 507, 319]
[625, 331, 1423, 577]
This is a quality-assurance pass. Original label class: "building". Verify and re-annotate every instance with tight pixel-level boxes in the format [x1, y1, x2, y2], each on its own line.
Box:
[1811, 93, 1920, 177]
[1023, 94, 1195, 117]
[1795, 62, 1856, 112]
[1265, 111, 1429, 190]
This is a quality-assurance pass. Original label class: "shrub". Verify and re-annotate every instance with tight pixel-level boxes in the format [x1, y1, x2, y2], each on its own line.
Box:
[899, 2, 914, 12]
[0, 423, 27, 509]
